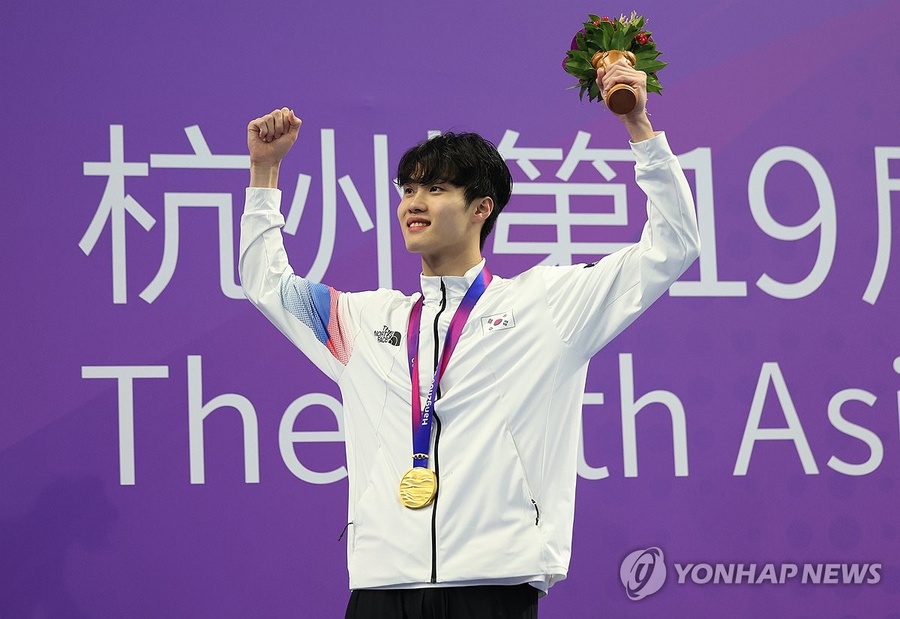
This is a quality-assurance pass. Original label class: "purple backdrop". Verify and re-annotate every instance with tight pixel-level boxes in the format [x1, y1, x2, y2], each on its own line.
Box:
[2, 0, 900, 617]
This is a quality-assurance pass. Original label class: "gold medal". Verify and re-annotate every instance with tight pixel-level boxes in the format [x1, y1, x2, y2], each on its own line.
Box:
[399, 467, 437, 509]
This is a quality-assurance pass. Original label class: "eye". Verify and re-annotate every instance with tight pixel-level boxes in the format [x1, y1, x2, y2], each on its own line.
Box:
[429, 185, 443, 192]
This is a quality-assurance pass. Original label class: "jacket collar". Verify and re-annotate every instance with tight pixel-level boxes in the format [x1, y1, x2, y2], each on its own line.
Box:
[419, 259, 486, 305]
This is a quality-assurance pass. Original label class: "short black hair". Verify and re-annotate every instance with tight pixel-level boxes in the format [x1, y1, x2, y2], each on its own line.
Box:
[396, 132, 513, 249]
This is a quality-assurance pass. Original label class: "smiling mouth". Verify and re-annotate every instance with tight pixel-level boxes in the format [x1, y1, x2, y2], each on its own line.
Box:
[408, 221, 430, 229]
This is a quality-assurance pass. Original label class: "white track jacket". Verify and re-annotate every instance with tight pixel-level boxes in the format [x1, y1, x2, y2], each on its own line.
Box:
[239, 132, 700, 593]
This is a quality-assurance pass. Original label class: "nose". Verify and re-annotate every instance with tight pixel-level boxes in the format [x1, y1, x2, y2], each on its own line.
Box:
[404, 187, 426, 212]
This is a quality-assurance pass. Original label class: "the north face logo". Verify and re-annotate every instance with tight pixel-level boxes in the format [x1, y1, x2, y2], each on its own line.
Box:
[375, 325, 402, 346]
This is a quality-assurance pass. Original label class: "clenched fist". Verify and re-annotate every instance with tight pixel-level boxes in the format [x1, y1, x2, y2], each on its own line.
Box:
[247, 107, 302, 167]
[247, 107, 302, 187]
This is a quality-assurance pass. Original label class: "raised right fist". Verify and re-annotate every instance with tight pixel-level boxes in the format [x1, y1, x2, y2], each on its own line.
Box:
[247, 107, 302, 167]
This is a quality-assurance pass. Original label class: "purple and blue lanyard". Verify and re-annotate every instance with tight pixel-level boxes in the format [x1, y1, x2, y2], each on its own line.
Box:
[406, 267, 492, 469]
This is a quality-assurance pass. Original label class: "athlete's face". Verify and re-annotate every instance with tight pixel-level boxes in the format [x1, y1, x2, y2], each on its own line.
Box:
[397, 182, 484, 261]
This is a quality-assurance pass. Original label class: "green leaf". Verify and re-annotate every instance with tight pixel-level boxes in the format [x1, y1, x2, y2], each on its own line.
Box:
[585, 27, 603, 50]
[570, 50, 593, 62]
[563, 60, 584, 76]
[568, 67, 592, 79]
[575, 31, 586, 50]
[634, 49, 660, 61]
[599, 20, 615, 46]
[637, 59, 668, 73]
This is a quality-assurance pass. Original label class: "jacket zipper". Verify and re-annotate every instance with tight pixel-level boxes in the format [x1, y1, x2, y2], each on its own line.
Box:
[429, 280, 447, 584]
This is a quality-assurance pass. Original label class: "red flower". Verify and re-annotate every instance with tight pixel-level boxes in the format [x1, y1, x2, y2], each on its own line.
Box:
[635, 32, 651, 45]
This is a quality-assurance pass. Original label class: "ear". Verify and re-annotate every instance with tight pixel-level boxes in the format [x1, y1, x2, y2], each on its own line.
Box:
[471, 197, 494, 224]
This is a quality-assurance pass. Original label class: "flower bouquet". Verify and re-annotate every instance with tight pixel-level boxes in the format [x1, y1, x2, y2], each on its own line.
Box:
[562, 12, 667, 114]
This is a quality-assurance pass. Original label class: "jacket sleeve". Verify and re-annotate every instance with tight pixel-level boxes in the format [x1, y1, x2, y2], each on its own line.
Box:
[540, 132, 701, 360]
[238, 187, 353, 380]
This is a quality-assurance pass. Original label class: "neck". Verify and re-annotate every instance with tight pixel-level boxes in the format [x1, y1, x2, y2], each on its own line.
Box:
[421, 252, 483, 277]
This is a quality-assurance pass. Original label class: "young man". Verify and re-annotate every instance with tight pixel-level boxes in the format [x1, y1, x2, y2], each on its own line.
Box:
[239, 61, 700, 618]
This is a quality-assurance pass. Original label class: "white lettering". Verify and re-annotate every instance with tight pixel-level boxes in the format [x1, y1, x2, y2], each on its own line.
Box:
[756, 563, 777, 584]
[668, 562, 880, 587]
[373, 134, 394, 288]
[780, 563, 798, 582]
[735, 563, 756, 584]
[577, 392, 610, 480]
[826, 389, 882, 476]
[692, 564, 713, 584]
[674, 563, 693, 584]
[279, 393, 347, 484]
[713, 563, 734, 584]
[734, 362, 819, 475]
[498, 129, 563, 180]
[841, 563, 868, 584]
[80, 125, 153, 304]
[620, 353, 689, 477]
[864, 148, 900, 304]
[188, 355, 259, 484]
[670, 147, 747, 297]
[81, 364, 169, 485]
[868, 564, 882, 584]
[140, 192, 242, 303]
[749, 147, 836, 299]
[896, 357, 900, 455]
[803, 563, 822, 583]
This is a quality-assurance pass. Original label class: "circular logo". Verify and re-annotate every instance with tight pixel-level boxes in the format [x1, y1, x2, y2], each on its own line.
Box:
[620, 547, 667, 601]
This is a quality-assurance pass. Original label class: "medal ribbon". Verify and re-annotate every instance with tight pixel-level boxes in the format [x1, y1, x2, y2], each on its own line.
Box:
[406, 267, 491, 468]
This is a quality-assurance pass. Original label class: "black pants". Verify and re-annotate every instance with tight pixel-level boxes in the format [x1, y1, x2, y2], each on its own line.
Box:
[344, 584, 539, 619]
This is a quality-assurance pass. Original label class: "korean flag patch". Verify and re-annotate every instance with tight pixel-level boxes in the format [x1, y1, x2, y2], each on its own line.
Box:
[481, 310, 516, 334]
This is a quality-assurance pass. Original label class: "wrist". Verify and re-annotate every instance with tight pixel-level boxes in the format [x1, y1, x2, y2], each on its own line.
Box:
[621, 112, 655, 143]
[249, 162, 281, 188]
